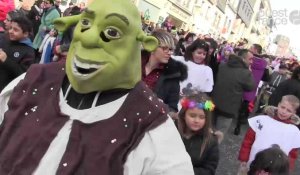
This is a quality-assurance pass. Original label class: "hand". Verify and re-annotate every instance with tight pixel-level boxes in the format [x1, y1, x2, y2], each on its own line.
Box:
[42, 26, 48, 32]
[238, 162, 248, 175]
[0, 49, 7, 62]
[55, 45, 62, 54]
[240, 162, 247, 167]
[168, 111, 178, 120]
[61, 51, 68, 56]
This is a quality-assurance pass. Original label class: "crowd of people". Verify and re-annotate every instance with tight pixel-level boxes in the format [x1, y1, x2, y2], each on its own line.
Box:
[0, 0, 300, 174]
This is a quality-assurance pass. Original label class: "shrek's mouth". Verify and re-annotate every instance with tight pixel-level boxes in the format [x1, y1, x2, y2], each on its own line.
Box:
[72, 55, 106, 76]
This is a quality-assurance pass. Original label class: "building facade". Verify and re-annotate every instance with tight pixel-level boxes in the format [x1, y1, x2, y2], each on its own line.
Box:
[242, 0, 272, 48]
[17, 0, 273, 49]
[135, 0, 196, 30]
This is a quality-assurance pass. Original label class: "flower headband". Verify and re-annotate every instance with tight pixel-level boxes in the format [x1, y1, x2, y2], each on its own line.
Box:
[180, 98, 215, 111]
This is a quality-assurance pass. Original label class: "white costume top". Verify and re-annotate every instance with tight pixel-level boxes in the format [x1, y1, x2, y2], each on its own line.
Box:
[38, 34, 56, 64]
[0, 74, 194, 175]
[248, 115, 300, 165]
[173, 56, 214, 93]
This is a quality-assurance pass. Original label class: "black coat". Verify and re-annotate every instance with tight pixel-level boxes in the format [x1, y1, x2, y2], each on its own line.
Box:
[269, 79, 300, 115]
[174, 38, 185, 56]
[27, 5, 43, 36]
[0, 31, 7, 48]
[208, 53, 219, 84]
[212, 57, 255, 118]
[183, 133, 219, 175]
[0, 40, 35, 92]
[153, 57, 188, 112]
[141, 50, 188, 112]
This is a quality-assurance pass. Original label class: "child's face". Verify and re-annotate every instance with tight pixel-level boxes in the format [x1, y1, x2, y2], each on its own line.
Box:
[224, 50, 231, 56]
[192, 48, 207, 64]
[4, 14, 12, 30]
[187, 36, 194, 43]
[49, 29, 56, 36]
[277, 100, 296, 120]
[8, 22, 28, 41]
[185, 108, 206, 132]
[49, 30, 54, 36]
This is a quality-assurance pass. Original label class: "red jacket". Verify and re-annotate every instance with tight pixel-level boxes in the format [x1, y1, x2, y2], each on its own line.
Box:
[238, 116, 298, 170]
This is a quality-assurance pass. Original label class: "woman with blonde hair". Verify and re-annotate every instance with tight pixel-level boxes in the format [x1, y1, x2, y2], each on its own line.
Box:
[141, 29, 187, 112]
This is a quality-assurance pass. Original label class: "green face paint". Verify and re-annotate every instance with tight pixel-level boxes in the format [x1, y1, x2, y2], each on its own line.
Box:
[55, 0, 158, 93]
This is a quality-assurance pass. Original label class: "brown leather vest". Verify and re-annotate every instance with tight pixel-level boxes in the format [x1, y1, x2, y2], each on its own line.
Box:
[0, 63, 168, 175]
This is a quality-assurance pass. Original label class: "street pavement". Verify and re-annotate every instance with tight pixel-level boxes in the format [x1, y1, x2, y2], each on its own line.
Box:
[215, 123, 300, 175]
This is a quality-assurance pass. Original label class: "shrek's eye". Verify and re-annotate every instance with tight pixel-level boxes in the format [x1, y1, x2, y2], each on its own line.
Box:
[103, 27, 121, 39]
[81, 19, 91, 28]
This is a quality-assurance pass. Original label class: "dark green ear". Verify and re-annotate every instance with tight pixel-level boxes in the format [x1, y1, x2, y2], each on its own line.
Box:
[137, 31, 158, 52]
[54, 15, 81, 32]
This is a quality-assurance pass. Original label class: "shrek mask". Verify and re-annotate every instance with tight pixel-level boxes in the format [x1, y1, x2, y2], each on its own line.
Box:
[54, 0, 158, 93]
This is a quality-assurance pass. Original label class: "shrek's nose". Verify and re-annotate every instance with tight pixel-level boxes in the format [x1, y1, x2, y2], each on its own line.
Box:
[80, 26, 100, 48]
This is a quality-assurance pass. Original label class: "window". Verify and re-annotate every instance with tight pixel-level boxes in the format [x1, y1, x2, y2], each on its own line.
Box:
[205, 6, 211, 20]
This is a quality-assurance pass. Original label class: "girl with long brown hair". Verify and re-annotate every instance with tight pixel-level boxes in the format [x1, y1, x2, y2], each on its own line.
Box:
[177, 92, 220, 175]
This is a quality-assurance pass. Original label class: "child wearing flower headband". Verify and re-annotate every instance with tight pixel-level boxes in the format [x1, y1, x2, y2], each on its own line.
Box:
[177, 92, 222, 175]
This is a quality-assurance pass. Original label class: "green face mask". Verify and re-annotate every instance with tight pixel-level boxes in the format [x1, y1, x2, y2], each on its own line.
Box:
[54, 0, 158, 93]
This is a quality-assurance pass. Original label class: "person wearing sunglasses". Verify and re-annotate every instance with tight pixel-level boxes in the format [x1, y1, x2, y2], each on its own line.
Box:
[141, 29, 187, 113]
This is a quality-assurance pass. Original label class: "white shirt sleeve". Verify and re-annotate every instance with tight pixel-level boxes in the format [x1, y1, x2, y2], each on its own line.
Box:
[124, 117, 194, 175]
[0, 73, 26, 124]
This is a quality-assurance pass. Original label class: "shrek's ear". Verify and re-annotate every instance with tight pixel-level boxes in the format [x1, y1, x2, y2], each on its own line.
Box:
[54, 15, 81, 32]
[137, 31, 158, 52]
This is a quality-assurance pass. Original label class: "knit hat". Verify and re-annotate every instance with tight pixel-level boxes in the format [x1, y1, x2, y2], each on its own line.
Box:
[223, 45, 234, 53]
